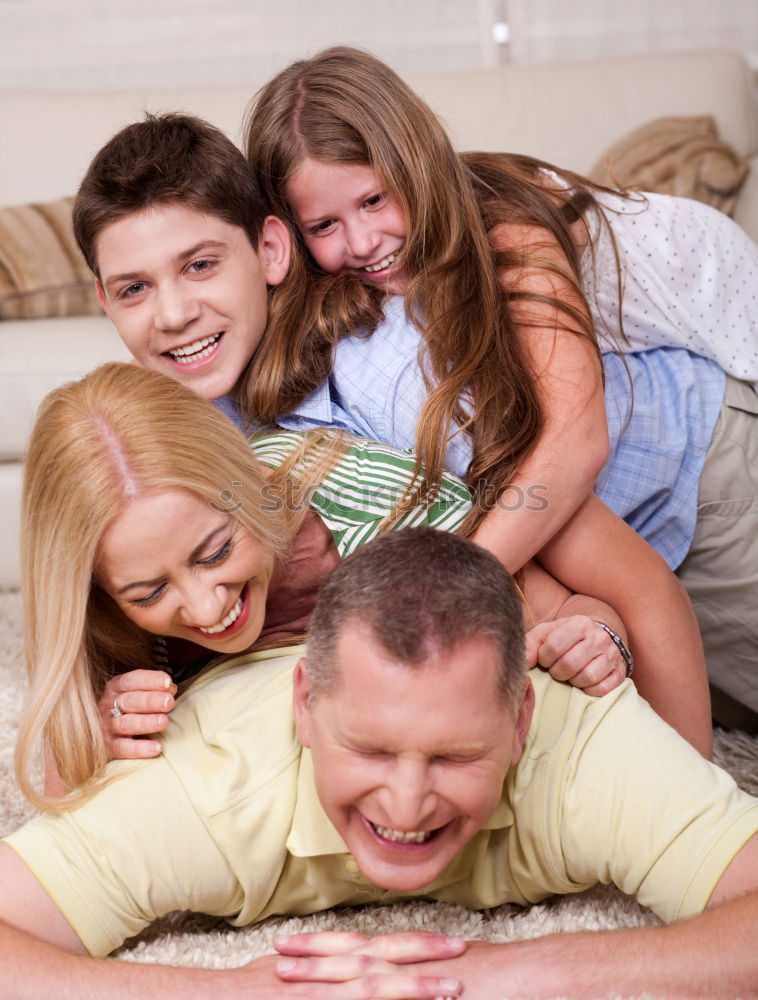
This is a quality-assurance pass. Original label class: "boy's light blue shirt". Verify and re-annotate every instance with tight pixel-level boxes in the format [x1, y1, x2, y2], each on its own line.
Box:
[219, 296, 725, 570]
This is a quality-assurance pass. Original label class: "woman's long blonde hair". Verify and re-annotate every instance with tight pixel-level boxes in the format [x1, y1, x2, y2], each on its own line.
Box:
[244, 46, 606, 528]
[17, 363, 292, 812]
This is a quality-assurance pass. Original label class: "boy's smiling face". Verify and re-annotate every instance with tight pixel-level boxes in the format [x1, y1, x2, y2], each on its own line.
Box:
[95, 203, 290, 401]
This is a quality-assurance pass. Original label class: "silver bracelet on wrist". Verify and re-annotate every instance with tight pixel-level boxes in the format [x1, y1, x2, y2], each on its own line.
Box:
[594, 621, 634, 678]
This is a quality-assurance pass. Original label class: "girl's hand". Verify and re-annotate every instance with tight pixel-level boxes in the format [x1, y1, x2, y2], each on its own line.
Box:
[526, 615, 628, 696]
[98, 670, 177, 760]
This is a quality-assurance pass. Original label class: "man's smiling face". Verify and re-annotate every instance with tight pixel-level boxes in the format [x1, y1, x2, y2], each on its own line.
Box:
[95, 202, 290, 401]
[294, 622, 532, 891]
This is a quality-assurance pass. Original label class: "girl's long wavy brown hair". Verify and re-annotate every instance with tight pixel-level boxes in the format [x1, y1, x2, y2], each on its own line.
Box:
[244, 46, 612, 531]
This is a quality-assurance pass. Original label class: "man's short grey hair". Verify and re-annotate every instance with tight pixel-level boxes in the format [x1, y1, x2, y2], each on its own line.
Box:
[306, 527, 526, 711]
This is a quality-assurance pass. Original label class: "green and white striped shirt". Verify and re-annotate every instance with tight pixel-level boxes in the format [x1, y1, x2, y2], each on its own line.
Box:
[252, 430, 472, 555]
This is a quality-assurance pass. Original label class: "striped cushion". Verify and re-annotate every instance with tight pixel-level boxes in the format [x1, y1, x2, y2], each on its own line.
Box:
[0, 197, 101, 319]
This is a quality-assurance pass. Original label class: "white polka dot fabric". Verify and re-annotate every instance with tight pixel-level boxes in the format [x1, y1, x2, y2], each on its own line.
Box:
[584, 191, 758, 386]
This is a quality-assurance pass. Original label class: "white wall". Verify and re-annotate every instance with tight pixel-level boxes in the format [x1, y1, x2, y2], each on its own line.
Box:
[505, 0, 758, 68]
[0, 0, 756, 91]
[0, 0, 495, 90]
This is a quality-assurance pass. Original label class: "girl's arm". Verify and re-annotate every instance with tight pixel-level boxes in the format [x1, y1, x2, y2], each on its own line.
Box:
[536, 494, 713, 758]
[471, 222, 712, 753]
[520, 559, 630, 697]
[472, 221, 609, 574]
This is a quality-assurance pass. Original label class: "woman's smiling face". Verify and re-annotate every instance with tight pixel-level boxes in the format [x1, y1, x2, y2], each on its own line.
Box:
[96, 488, 274, 653]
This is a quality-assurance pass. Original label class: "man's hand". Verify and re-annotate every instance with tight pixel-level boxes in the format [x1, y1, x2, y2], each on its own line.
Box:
[265, 930, 465, 997]
[270, 935, 546, 1000]
[98, 670, 177, 760]
[527, 615, 627, 696]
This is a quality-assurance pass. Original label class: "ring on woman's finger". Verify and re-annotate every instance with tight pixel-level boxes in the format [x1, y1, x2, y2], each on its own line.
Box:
[110, 695, 125, 719]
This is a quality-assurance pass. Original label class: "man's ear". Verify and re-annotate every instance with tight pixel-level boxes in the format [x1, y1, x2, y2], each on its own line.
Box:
[258, 215, 291, 287]
[95, 279, 112, 320]
[510, 676, 535, 766]
[292, 657, 312, 747]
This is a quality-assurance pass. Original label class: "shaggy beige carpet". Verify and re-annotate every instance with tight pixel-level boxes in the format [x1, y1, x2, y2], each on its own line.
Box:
[1, 589, 756, 995]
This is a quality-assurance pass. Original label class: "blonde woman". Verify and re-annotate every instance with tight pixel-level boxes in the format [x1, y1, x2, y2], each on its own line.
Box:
[18, 363, 641, 811]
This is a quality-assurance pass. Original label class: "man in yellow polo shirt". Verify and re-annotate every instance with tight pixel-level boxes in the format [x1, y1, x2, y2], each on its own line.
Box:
[1, 528, 757, 999]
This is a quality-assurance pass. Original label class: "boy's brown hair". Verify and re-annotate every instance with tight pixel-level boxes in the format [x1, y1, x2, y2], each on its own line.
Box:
[73, 112, 270, 277]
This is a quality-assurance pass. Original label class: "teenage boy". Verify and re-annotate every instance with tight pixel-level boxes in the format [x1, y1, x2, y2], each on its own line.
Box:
[1, 528, 757, 999]
[73, 113, 757, 741]
[73, 113, 291, 403]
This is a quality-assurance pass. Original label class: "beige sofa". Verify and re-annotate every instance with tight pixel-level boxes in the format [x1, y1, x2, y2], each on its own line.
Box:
[1, 47, 757, 587]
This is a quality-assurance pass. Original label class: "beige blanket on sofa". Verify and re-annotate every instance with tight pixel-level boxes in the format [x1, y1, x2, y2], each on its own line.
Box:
[590, 114, 749, 215]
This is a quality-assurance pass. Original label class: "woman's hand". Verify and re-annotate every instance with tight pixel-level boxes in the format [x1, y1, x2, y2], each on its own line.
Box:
[98, 670, 177, 760]
[526, 615, 628, 696]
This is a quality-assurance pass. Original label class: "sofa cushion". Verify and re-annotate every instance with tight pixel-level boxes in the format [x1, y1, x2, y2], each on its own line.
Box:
[589, 115, 749, 215]
[0, 197, 102, 319]
[0, 314, 129, 460]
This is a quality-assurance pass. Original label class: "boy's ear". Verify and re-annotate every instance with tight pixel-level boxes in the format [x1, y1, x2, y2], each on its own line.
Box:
[95, 279, 113, 320]
[292, 657, 312, 747]
[258, 215, 291, 287]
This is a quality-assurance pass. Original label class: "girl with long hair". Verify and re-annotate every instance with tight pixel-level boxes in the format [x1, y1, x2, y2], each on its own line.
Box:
[244, 45, 756, 555]
[241, 45, 758, 734]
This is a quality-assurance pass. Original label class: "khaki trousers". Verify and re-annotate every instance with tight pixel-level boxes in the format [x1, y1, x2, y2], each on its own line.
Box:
[676, 376, 758, 731]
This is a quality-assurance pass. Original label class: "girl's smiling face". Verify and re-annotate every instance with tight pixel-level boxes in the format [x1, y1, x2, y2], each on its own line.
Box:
[286, 158, 409, 294]
[96, 488, 274, 654]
